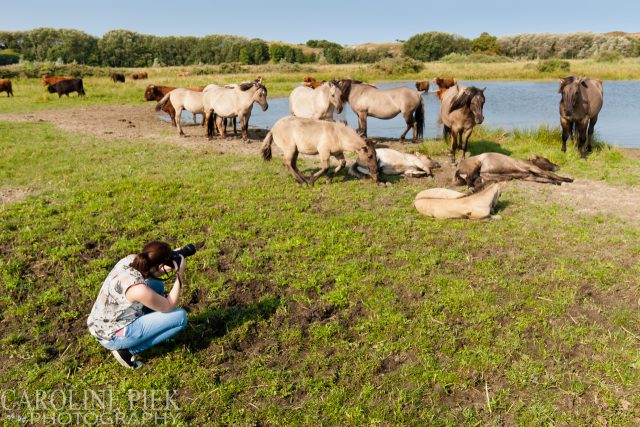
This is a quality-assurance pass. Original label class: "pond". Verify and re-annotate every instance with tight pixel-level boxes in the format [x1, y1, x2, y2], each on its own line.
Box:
[168, 81, 640, 148]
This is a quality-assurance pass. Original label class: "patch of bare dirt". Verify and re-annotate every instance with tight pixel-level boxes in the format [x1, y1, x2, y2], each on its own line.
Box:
[0, 187, 32, 205]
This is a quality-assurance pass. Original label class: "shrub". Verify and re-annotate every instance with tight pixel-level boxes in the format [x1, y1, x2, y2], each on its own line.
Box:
[371, 57, 423, 74]
[219, 62, 246, 74]
[0, 49, 20, 66]
[440, 53, 514, 63]
[403, 32, 471, 61]
[592, 50, 623, 62]
[537, 58, 570, 73]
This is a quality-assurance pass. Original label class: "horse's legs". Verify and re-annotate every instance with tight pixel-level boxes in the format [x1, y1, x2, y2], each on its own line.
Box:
[308, 156, 331, 186]
[240, 115, 250, 143]
[576, 122, 588, 160]
[449, 130, 458, 164]
[233, 117, 238, 135]
[399, 111, 415, 142]
[460, 128, 473, 161]
[192, 113, 197, 125]
[560, 117, 571, 153]
[587, 115, 598, 153]
[356, 111, 368, 137]
[285, 151, 308, 185]
[176, 107, 185, 136]
[216, 116, 226, 139]
[326, 153, 347, 183]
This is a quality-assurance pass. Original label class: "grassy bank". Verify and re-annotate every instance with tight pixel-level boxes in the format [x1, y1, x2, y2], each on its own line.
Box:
[1, 118, 639, 425]
[2, 58, 639, 114]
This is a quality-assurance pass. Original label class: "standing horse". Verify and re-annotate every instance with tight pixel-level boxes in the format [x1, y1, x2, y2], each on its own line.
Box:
[289, 80, 343, 120]
[558, 75, 603, 159]
[338, 80, 425, 142]
[261, 116, 379, 186]
[203, 82, 268, 143]
[439, 85, 486, 164]
[155, 88, 206, 136]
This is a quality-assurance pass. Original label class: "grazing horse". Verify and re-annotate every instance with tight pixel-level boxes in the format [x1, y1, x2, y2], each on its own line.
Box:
[453, 152, 573, 189]
[349, 148, 440, 178]
[289, 80, 343, 120]
[558, 75, 603, 159]
[338, 79, 425, 142]
[203, 82, 268, 143]
[414, 182, 505, 219]
[0, 79, 13, 97]
[261, 116, 379, 186]
[155, 88, 206, 136]
[440, 85, 486, 163]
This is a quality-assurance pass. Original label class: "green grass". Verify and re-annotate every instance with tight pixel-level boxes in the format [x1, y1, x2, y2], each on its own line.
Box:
[1, 119, 640, 425]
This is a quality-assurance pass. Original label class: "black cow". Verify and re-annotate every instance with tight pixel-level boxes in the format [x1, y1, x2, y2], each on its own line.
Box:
[110, 73, 125, 83]
[47, 79, 85, 97]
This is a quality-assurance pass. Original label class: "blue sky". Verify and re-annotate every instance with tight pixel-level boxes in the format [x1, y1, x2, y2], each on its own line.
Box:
[1, 0, 638, 45]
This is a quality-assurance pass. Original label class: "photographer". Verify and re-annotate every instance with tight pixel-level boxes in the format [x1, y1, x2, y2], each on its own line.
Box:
[87, 241, 190, 369]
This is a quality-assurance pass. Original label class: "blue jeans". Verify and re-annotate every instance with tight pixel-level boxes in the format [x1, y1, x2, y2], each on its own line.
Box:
[99, 279, 188, 355]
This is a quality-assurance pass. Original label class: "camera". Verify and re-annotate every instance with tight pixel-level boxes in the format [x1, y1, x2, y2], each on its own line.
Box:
[168, 244, 196, 267]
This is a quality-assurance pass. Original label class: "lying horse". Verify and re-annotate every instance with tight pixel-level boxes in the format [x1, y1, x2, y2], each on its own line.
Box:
[453, 152, 573, 189]
[204, 81, 268, 143]
[559, 75, 603, 159]
[155, 88, 207, 136]
[339, 79, 425, 142]
[290, 80, 343, 120]
[440, 85, 486, 163]
[261, 116, 379, 186]
[349, 148, 440, 178]
[414, 182, 505, 219]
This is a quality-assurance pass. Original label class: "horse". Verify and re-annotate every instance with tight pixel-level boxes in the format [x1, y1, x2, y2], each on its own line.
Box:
[155, 88, 206, 136]
[349, 148, 440, 178]
[439, 85, 486, 164]
[338, 79, 425, 142]
[289, 80, 343, 120]
[414, 182, 505, 219]
[203, 81, 268, 143]
[145, 84, 206, 127]
[558, 75, 603, 159]
[261, 116, 379, 186]
[453, 152, 573, 189]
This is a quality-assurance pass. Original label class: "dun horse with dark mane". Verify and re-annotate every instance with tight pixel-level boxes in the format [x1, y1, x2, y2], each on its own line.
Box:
[439, 85, 486, 163]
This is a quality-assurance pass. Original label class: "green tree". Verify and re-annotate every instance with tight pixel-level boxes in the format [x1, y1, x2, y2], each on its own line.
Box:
[403, 32, 471, 61]
[471, 32, 499, 55]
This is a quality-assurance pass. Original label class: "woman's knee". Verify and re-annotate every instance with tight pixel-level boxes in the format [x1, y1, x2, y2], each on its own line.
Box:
[172, 308, 188, 329]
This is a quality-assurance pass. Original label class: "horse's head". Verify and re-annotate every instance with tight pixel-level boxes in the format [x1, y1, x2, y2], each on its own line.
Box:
[358, 138, 379, 183]
[253, 83, 269, 111]
[559, 75, 585, 116]
[144, 84, 156, 101]
[450, 87, 485, 125]
[328, 80, 344, 114]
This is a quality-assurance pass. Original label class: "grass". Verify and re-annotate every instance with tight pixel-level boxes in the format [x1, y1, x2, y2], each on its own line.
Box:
[2, 58, 640, 114]
[1, 114, 640, 425]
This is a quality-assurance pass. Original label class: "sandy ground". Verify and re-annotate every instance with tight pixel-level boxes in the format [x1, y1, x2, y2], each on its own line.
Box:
[1, 104, 639, 226]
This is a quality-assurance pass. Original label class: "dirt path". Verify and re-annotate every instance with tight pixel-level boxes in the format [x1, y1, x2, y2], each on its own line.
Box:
[1, 105, 639, 226]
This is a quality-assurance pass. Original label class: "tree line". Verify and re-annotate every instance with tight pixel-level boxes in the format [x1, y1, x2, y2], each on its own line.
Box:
[1, 28, 638, 68]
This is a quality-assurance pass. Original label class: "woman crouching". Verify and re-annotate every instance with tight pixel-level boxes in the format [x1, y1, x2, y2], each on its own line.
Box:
[87, 241, 188, 369]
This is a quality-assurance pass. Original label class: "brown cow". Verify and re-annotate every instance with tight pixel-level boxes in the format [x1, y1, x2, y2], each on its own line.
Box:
[144, 84, 205, 126]
[131, 72, 148, 80]
[41, 75, 72, 87]
[432, 77, 458, 101]
[0, 79, 13, 97]
[302, 76, 323, 89]
[110, 73, 125, 83]
[415, 81, 430, 92]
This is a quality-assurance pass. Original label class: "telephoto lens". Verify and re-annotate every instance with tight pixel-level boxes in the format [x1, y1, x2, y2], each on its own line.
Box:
[169, 244, 196, 267]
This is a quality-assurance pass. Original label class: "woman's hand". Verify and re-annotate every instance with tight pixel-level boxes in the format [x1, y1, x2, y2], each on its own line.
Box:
[175, 255, 186, 279]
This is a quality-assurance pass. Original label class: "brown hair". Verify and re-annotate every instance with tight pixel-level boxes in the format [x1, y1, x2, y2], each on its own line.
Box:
[130, 240, 172, 278]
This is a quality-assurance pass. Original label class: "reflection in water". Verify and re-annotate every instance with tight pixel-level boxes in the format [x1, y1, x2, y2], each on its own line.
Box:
[164, 81, 640, 148]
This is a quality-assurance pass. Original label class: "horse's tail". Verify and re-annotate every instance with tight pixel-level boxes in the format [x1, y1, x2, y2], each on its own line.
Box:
[261, 130, 273, 161]
[155, 93, 171, 111]
[415, 95, 425, 140]
[443, 124, 451, 141]
[206, 111, 215, 138]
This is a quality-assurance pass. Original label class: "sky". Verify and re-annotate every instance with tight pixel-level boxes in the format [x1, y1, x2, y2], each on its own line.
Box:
[1, 0, 638, 45]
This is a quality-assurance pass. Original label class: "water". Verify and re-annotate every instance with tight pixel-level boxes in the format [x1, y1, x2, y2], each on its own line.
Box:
[169, 81, 640, 148]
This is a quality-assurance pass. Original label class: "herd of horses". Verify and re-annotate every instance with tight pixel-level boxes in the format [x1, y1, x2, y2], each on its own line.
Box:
[2, 71, 606, 218]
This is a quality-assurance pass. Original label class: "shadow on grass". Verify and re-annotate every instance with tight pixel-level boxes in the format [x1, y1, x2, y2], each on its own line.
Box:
[468, 140, 511, 156]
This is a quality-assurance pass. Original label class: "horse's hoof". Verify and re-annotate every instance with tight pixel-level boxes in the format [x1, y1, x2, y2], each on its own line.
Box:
[243, 139, 250, 145]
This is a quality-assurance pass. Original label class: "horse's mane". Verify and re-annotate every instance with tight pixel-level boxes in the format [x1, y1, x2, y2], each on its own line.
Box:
[238, 82, 268, 95]
[450, 87, 485, 112]
[558, 75, 577, 94]
[336, 79, 364, 103]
